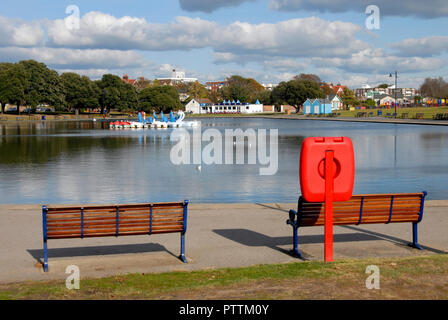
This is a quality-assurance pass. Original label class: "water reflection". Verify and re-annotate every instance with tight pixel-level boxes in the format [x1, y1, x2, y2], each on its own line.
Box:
[0, 119, 447, 204]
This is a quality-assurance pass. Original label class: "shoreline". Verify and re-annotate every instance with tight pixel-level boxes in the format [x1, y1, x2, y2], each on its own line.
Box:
[1, 200, 448, 211]
[1, 113, 448, 126]
[189, 114, 448, 126]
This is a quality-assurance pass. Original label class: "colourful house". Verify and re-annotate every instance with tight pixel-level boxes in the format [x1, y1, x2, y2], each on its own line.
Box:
[328, 94, 344, 111]
[303, 98, 333, 115]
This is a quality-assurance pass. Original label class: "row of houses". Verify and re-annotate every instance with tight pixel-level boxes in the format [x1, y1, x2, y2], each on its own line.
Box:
[185, 98, 296, 114]
[354, 85, 418, 101]
[303, 95, 344, 115]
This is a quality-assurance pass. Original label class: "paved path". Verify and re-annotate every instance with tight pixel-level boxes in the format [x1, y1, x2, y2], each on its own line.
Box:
[257, 115, 448, 126]
[0, 202, 447, 284]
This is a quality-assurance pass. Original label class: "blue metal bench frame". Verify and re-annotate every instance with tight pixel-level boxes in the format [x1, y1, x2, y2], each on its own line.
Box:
[42, 200, 189, 272]
[287, 192, 427, 259]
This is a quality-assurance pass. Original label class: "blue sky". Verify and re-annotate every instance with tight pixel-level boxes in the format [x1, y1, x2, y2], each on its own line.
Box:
[1, 0, 447, 88]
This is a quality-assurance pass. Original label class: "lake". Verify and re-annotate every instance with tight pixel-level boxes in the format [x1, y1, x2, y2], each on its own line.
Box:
[0, 118, 447, 204]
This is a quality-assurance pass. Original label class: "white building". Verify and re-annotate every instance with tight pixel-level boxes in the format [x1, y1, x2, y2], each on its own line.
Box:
[262, 83, 278, 91]
[185, 98, 212, 114]
[158, 69, 198, 85]
[201, 100, 264, 114]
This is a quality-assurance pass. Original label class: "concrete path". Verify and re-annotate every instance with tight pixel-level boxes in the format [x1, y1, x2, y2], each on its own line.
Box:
[0, 202, 447, 284]
[249, 114, 448, 126]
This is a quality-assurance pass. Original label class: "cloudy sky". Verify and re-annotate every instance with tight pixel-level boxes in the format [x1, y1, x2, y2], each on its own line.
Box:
[1, 0, 447, 88]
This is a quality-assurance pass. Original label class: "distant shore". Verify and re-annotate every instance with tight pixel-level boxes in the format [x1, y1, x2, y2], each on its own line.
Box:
[1, 111, 448, 126]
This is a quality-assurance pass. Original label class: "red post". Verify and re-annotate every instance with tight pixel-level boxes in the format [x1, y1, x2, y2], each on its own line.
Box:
[324, 150, 335, 262]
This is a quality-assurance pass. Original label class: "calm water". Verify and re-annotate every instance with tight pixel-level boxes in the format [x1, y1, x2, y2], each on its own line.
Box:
[0, 118, 447, 204]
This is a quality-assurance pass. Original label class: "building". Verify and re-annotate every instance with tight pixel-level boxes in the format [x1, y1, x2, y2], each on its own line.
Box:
[329, 83, 347, 96]
[185, 98, 213, 114]
[303, 98, 333, 115]
[374, 93, 413, 107]
[206, 80, 229, 93]
[263, 105, 275, 112]
[280, 105, 296, 113]
[262, 83, 278, 91]
[355, 84, 417, 101]
[201, 100, 264, 114]
[122, 74, 151, 89]
[157, 69, 198, 86]
[328, 94, 344, 111]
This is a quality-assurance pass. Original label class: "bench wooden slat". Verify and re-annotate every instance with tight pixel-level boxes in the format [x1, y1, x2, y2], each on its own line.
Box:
[42, 201, 189, 271]
[287, 192, 427, 258]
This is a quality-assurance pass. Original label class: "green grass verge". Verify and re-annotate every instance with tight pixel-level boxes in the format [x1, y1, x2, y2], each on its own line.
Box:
[337, 107, 448, 119]
[0, 254, 447, 300]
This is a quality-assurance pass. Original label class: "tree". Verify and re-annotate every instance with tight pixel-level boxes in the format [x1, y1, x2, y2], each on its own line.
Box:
[96, 74, 138, 113]
[138, 85, 182, 113]
[365, 98, 376, 107]
[0, 63, 15, 114]
[176, 81, 209, 100]
[18, 60, 64, 110]
[294, 74, 322, 84]
[219, 75, 266, 103]
[321, 83, 335, 96]
[271, 79, 324, 110]
[0, 63, 27, 114]
[419, 77, 448, 98]
[61, 73, 100, 115]
[341, 88, 360, 107]
[378, 83, 389, 89]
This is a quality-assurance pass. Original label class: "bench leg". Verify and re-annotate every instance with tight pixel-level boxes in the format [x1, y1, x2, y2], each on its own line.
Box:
[287, 210, 303, 259]
[290, 225, 304, 259]
[179, 232, 188, 263]
[43, 239, 49, 272]
[410, 222, 423, 250]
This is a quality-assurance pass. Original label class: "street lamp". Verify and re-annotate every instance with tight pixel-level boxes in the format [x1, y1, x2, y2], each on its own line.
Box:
[389, 71, 398, 118]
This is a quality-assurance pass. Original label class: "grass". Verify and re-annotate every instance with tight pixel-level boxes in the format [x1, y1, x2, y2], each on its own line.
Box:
[336, 106, 448, 120]
[1, 254, 447, 300]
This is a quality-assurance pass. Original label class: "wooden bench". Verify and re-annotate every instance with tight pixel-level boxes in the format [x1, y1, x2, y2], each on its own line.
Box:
[287, 192, 427, 258]
[42, 201, 189, 272]
[415, 113, 425, 120]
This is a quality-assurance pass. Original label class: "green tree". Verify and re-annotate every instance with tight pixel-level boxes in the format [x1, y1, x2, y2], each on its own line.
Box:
[365, 98, 376, 107]
[0, 63, 27, 114]
[0, 63, 15, 114]
[271, 79, 324, 110]
[176, 81, 209, 100]
[18, 60, 64, 109]
[61, 73, 100, 115]
[294, 74, 322, 84]
[219, 75, 265, 103]
[96, 74, 138, 113]
[138, 85, 182, 113]
[341, 88, 360, 107]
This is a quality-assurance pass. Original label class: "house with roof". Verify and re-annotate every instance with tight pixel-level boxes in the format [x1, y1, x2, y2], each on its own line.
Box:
[202, 100, 264, 114]
[185, 98, 213, 114]
[329, 83, 347, 96]
[328, 94, 344, 111]
[303, 98, 332, 115]
[375, 93, 406, 107]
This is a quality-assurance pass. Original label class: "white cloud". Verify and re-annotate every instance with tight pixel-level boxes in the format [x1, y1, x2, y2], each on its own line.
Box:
[0, 47, 147, 70]
[179, 0, 256, 12]
[390, 36, 448, 57]
[269, 0, 448, 18]
[312, 48, 446, 74]
[0, 16, 44, 47]
[46, 13, 216, 51]
[46, 13, 366, 60]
